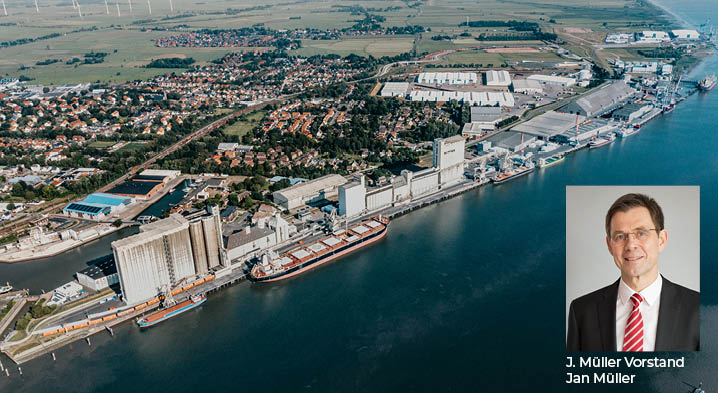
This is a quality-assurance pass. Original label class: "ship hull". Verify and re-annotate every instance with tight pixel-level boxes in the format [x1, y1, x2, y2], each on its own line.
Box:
[492, 168, 534, 184]
[137, 297, 206, 328]
[538, 156, 564, 169]
[251, 224, 388, 282]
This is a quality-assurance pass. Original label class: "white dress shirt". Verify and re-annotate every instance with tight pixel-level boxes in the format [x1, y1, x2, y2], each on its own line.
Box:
[616, 274, 662, 351]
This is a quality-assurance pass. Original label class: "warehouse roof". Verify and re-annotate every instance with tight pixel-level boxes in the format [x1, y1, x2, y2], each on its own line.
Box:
[273, 174, 346, 202]
[511, 79, 543, 92]
[82, 193, 132, 206]
[511, 111, 584, 138]
[562, 81, 635, 116]
[77, 254, 117, 280]
[63, 202, 111, 215]
[107, 180, 162, 196]
[471, 106, 502, 122]
[485, 70, 511, 86]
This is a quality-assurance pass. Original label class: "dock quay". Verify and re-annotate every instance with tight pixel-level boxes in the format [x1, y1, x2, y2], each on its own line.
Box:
[2, 302, 159, 365]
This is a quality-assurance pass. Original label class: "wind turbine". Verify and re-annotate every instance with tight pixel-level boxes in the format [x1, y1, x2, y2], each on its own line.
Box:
[76, 0, 83, 19]
[128, 0, 133, 14]
[104, 0, 109, 14]
[34, 0, 39, 13]
[146, 0, 151, 15]
[116, 2, 120, 16]
[168, 0, 173, 13]
[1, 0, 7, 16]
[71, 0, 76, 9]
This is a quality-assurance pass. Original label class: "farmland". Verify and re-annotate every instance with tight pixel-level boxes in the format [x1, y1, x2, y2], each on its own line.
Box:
[0, 0, 678, 84]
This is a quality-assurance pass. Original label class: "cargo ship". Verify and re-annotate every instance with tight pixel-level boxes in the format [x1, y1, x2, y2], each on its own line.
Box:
[251, 216, 389, 282]
[589, 133, 616, 149]
[136, 294, 206, 328]
[699, 73, 716, 92]
[537, 154, 564, 169]
[491, 165, 534, 184]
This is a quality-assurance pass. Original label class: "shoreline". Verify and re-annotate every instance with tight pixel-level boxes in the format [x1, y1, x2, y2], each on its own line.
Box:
[644, 0, 694, 29]
[0, 224, 131, 264]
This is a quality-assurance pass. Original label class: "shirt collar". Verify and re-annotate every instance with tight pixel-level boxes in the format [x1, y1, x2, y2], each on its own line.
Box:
[618, 274, 662, 306]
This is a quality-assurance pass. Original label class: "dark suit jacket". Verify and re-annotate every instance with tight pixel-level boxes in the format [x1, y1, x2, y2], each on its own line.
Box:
[567, 275, 699, 351]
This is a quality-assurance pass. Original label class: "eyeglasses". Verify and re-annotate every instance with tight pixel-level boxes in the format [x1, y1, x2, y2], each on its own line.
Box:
[610, 228, 658, 244]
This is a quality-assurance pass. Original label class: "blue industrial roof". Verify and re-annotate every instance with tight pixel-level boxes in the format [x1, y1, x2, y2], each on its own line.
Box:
[63, 202, 111, 215]
[82, 193, 131, 206]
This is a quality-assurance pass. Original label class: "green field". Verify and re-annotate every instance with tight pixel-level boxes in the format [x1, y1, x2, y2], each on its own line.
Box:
[222, 111, 266, 138]
[88, 141, 116, 149]
[0, 0, 677, 84]
[436, 48, 565, 66]
[116, 142, 149, 152]
[291, 37, 414, 58]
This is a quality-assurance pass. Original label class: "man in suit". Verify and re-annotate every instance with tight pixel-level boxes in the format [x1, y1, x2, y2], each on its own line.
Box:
[567, 193, 699, 351]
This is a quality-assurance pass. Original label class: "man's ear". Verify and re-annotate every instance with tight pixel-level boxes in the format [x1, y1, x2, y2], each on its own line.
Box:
[606, 235, 613, 256]
[657, 229, 667, 252]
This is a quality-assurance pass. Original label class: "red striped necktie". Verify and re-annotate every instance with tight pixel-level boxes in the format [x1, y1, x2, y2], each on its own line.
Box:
[623, 293, 644, 352]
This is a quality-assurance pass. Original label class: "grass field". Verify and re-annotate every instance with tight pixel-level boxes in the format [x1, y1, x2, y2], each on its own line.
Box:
[88, 141, 116, 149]
[116, 142, 149, 153]
[439, 49, 565, 66]
[222, 111, 265, 138]
[0, 0, 677, 84]
[291, 37, 414, 58]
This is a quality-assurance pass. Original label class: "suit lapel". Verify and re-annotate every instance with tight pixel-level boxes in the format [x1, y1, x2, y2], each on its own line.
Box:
[597, 280, 619, 351]
[655, 276, 681, 351]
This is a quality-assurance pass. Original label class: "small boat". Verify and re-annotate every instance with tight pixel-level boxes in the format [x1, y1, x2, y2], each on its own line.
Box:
[0, 282, 12, 295]
[537, 155, 565, 168]
[589, 133, 616, 149]
[616, 127, 638, 138]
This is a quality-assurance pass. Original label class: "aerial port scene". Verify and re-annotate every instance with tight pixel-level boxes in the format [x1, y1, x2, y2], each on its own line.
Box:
[0, 0, 717, 391]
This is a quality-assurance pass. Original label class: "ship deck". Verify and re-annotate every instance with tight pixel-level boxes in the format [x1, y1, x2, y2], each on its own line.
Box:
[252, 216, 389, 280]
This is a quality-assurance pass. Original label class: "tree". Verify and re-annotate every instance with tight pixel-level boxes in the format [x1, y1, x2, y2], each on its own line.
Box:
[24, 190, 36, 200]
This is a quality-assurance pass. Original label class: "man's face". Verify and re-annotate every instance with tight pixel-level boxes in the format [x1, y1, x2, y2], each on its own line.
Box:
[606, 206, 667, 281]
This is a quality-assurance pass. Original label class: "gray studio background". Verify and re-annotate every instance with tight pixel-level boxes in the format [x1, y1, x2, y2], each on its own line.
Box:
[565, 186, 700, 329]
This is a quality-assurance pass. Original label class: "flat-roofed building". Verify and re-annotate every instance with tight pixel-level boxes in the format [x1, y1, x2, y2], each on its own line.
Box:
[486, 130, 536, 152]
[671, 29, 700, 40]
[140, 169, 180, 181]
[463, 107, 502, 134]
[107, 180, 164, 200]
[76, 254, 119, 291]
[511, 79, 544, 94]
[409, 90, 514, 107]
[380, 82, 410, 97]
[225, 214, 291, 262]
[511, 111, 584, 140]
[484, 70, 512, 87]
[417, 72, 478, 85]
[273, 174, 347, 210]
[527, 74, 576, 87]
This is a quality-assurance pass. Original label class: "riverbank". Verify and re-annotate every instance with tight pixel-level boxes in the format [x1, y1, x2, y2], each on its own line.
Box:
[0, 224, 128, 264]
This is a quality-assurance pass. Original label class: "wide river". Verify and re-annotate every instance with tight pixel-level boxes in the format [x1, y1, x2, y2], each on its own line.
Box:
[1, 1, 718, 391]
